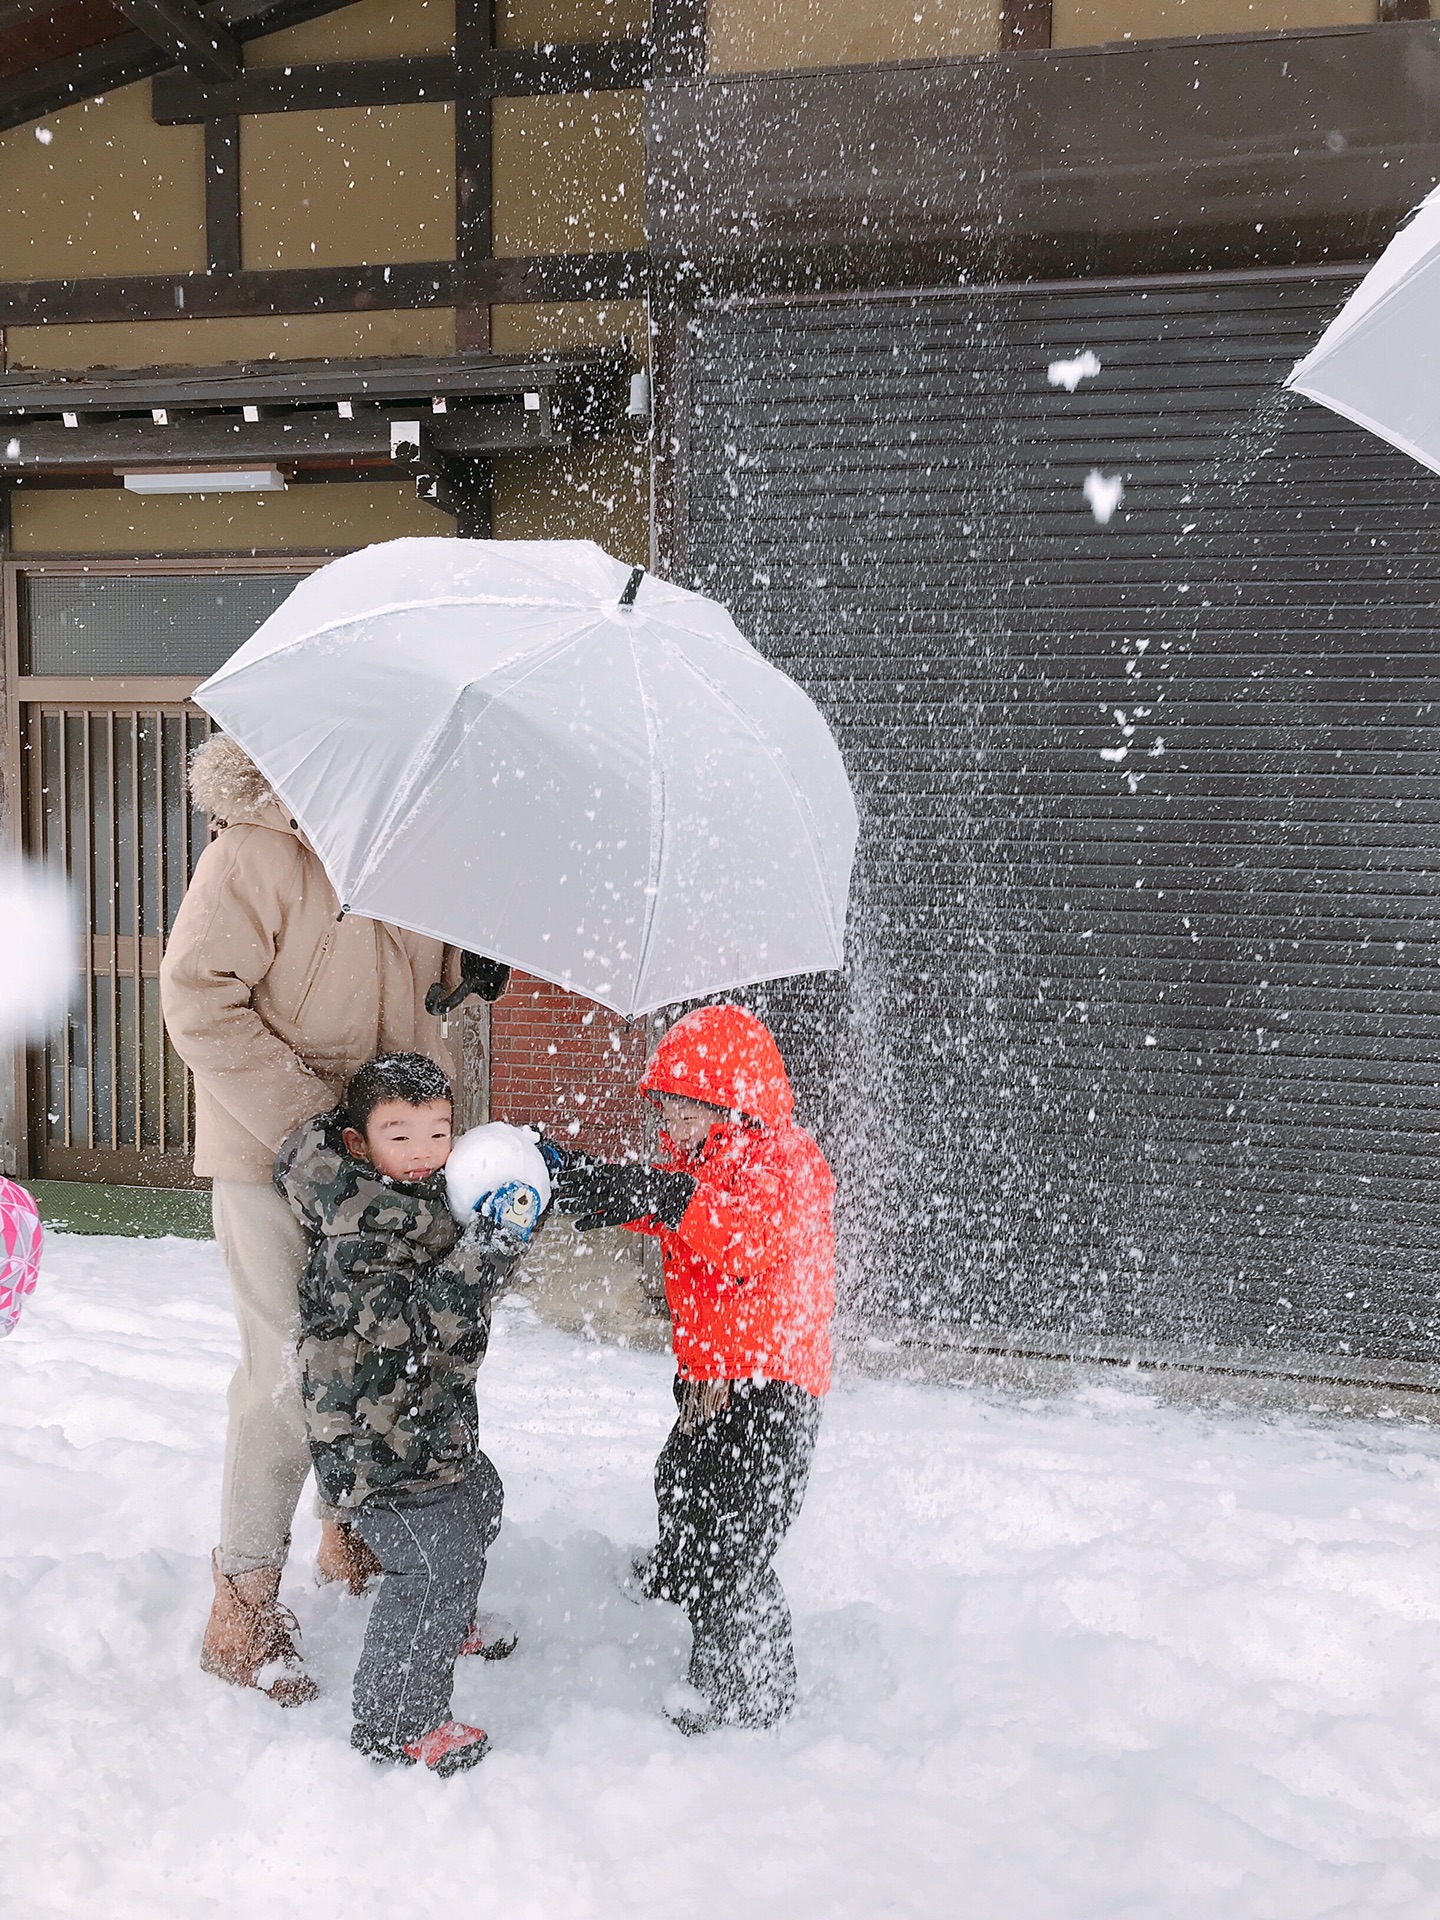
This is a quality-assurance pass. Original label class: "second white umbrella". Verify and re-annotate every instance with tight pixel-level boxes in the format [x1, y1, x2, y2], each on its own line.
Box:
[1286, 184, 1440, 475]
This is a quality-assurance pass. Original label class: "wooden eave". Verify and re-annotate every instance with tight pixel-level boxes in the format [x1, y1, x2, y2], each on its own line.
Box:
[0, 348, 632, 476]
[0, 0, 362, 131]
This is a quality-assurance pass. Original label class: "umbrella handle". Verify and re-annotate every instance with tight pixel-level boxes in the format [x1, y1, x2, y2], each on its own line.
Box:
[426, 981, 472, 1019]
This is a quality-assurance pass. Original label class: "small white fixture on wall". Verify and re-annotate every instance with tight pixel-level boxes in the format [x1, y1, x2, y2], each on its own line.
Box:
[122, 467, 287, 495]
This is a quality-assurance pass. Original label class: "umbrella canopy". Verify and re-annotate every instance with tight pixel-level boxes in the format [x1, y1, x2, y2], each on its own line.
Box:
[194, 539, 857, 1018]
[1286, 184, 1440, 474]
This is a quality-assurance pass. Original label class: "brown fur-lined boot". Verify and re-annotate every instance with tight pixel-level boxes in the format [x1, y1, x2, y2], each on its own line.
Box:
[316, 1518, 382, 1597]
[200, 1552, 319, 1706]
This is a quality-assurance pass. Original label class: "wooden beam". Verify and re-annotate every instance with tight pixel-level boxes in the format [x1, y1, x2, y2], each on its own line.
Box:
[415, 454, 493, 537]
[0, 407, 563, 470]
[217, 0, 361, 33]
[0, 0, 362, 133]
[0, 253, 649, 327]
[651, 0, 705, 78]
[152, 42, 650, 119]
[0, 29, 165, 133]
[455, 0, 494, 355]
[0, 354, 603, 410]
[479, 41, 651, 95]
[153, 54, 456, 119]
[204, 115, 241, 275]
[113, 0, 242, 80]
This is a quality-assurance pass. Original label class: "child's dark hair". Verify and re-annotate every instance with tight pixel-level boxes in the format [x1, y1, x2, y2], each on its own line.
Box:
[343, 1053, 452, 1135]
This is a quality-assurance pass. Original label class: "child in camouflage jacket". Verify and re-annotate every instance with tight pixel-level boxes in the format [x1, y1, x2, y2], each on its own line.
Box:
[274, 1051, 531, 1775]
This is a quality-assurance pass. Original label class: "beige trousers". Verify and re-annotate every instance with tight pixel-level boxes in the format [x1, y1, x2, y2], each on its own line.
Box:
[212, 1178, 316, 1576]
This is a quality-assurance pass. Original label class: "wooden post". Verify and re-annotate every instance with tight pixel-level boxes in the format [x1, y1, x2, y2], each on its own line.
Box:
[999, 0, 1053, 50]
[652, 0, 706, 77]
[456, 0, 494, 353]
[204, 115, 242, 274]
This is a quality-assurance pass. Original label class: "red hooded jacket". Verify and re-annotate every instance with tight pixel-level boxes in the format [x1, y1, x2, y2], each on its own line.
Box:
[631, 1005, 835, 1398]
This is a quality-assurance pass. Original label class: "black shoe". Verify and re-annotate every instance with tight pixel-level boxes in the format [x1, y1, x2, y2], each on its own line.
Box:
[667, 1702, 721, 1736]
[352, 1719, 491, 1774]
[624, 1551, 661, 1602]
[459, 1610, 518, 1660]
[351, 1724, 414, 1767]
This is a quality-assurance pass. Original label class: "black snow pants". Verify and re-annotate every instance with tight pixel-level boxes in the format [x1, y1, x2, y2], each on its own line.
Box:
[349, 1452, 504, 1748]
[650, 1376, 821, 1728]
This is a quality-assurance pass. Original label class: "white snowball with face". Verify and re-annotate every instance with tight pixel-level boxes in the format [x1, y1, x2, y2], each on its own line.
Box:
[445, 1122, 553, 1224]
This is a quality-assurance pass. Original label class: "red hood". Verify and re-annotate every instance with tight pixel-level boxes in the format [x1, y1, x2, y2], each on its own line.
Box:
[640, 1005, 795, 1130]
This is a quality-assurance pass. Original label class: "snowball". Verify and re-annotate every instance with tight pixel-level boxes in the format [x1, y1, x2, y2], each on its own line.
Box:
[0, 863, 73, 1040]
[1083, 470, 1125, 525]
[1047, 350, 1101, 392]
[445, 1122, 552, 1223]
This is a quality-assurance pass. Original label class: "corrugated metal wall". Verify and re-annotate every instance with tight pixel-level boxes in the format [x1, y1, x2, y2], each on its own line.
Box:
[678, 275, 1440, 1368]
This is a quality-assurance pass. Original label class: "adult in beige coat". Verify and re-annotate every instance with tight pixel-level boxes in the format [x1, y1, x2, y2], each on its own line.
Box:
[161, 733, 475, 1704]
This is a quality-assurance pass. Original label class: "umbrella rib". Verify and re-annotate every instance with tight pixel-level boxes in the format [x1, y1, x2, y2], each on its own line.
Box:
[202, 593, 598, 696]
[630, 623, 669, 1012]
[347, 617, 612, 900]
[659, 634, 847, 964]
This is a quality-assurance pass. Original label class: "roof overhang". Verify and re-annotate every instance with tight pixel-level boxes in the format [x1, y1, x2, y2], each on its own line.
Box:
[0, 349, 633, 482]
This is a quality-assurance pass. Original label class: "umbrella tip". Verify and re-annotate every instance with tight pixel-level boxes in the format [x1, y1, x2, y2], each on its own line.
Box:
[619, 566, 646, 608]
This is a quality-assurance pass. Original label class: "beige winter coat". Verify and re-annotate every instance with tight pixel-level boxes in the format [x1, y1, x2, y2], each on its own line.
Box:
[160, 735, 457, 1184]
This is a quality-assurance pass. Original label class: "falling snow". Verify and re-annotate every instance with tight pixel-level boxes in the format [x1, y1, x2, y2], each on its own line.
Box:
[1046, 350, 1102, 391]
[1083, 469, 1125, 525]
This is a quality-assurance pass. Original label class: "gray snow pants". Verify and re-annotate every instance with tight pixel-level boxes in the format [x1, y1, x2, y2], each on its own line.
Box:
[651, 1378, 821, 1728]
[348, 1454, 504, 1747]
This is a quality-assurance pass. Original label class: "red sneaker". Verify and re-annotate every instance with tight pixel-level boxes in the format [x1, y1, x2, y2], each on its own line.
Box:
[402, 1720, 491, 1776]
[459, 1610, 518, 1661]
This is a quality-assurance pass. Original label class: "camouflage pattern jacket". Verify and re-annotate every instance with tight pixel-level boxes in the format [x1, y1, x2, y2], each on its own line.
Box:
[274, 1111, 516, 1510]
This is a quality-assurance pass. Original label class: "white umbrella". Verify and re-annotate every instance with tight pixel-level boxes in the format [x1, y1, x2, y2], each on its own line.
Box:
[194, 538, 857, 1018]
[1286, 183, 1440, 474]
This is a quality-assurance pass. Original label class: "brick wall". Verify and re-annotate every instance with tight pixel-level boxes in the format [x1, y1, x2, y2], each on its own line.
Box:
[488, 970, 653, 1160]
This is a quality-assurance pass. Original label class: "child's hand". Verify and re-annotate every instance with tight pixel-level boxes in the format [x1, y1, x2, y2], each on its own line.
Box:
[529, 1127, 584, 1181]
[468, 1180, 544, 1255]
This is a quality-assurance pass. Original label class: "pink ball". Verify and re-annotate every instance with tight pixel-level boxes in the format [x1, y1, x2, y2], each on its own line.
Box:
[0, 1177, 42, 1337]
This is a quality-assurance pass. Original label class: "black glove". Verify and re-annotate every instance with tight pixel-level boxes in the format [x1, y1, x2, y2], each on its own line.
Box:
[425, 952, 512, 1019]
[534, 1131, 584, 1181]
[556, 1162, 696, 1232]
[461, 951, 511, 1002]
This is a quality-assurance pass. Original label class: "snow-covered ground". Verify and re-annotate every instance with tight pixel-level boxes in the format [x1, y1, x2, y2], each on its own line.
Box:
[5, 1235, 1440, 1918]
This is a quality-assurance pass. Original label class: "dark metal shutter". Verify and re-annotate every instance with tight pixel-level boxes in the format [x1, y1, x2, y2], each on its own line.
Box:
[677, 276, 1440, 1370]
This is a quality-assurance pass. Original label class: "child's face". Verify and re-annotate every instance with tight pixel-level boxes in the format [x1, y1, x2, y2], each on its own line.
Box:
[343, 1098, 454, 1184]
[654, 1093, 725, 1153]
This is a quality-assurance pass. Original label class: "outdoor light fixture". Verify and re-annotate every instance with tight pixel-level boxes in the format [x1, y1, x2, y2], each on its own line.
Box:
[626, 369, 651, 426]
[122, 467, 287, 495]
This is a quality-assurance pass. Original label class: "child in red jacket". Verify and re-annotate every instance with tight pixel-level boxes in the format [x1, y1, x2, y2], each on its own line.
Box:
[558, 1004, 835, 1732]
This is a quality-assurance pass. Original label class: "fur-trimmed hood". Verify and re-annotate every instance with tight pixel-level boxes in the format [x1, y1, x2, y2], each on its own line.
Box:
[188, 733, 294, 833]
